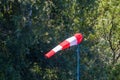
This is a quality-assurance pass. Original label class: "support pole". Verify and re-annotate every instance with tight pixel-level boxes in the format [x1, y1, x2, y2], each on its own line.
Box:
[77, 45, 80, 80]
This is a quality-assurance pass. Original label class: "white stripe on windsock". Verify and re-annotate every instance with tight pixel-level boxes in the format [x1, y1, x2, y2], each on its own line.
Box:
[52, 45, 62, 53]
[66, 36, 77, 46]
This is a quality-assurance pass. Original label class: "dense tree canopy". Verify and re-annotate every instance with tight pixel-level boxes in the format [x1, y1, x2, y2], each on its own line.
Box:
[0, 0, 120, 80]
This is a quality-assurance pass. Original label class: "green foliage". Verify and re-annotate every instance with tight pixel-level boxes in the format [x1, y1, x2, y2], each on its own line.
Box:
[0, 0, 120, 80]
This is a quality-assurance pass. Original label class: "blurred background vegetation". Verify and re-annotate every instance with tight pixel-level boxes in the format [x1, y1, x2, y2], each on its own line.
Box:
[0, 0, 120, 80]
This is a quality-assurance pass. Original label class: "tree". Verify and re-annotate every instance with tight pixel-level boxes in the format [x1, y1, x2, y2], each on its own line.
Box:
[0, 0, 120, 80]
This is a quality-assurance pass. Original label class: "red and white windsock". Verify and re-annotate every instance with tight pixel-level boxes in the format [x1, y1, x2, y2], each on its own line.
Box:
[45, 33, 83, 58]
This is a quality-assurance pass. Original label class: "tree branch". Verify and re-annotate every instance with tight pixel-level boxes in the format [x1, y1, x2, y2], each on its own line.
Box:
[108, 16, 116, 65]
[116, 52, 120, 61]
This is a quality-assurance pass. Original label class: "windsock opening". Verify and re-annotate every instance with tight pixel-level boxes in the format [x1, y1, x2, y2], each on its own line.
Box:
[74, 33, 83, 44]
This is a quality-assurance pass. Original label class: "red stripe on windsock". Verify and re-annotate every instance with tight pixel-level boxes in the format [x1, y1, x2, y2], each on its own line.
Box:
[74, 33, 83, 44]
[45, 50, 55, 58]
[59, 40, 70, 50]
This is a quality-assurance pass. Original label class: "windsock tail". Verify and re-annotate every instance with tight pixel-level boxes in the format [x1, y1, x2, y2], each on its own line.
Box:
[45, 50, 55, 58]
[45, 45, 62, 58]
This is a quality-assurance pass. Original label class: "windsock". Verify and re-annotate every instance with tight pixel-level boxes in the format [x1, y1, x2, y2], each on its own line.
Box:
[45, 33, 83, 58]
